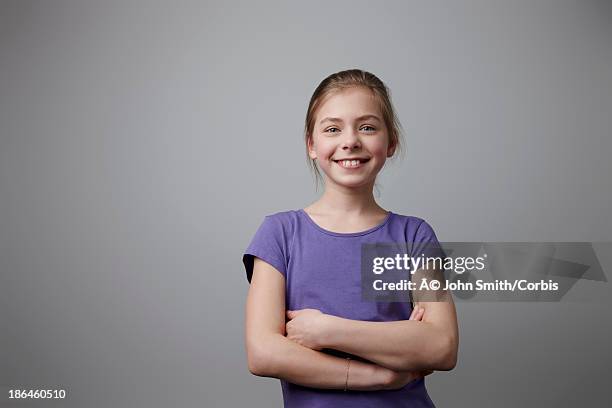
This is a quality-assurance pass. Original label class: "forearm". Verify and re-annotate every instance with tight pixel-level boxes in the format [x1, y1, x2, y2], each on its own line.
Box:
[320, 316, 454, 372]
[249, 333, 390, 390]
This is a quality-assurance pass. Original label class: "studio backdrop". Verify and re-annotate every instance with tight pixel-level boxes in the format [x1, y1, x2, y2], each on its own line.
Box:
[1, 1, 611, 407]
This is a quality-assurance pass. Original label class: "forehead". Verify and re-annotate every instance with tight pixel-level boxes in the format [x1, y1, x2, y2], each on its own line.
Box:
[316, 87, 382, 122]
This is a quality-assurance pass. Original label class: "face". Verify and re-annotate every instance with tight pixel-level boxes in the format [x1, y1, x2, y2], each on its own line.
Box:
[308, 86, 395, 189]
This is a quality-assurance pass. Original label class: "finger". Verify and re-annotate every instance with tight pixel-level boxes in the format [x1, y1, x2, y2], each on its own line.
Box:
[416, 307, 425, 321]
[409, 306, 422, 321]
[286, 310, 294, 318]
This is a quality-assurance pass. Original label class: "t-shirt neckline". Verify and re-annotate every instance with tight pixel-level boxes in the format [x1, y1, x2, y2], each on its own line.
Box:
[297, 209, 394, 237]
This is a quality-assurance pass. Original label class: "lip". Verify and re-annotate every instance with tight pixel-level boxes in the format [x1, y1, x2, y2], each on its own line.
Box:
[333, 157, 371, 162]
[333, 158, 370, 170]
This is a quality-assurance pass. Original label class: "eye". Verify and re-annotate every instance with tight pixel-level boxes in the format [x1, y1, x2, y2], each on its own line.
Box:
[360, 125, 376, 132]
[325, 127, 340, 133]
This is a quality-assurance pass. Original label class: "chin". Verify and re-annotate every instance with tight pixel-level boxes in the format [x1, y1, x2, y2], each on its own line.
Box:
[329, 176, 373, 189]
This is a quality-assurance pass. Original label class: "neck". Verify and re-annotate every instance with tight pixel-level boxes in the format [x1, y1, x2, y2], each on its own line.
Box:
[313, 178, 384, 215]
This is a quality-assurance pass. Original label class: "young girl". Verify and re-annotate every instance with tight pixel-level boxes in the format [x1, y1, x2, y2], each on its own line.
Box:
[242, 69, 458, 407]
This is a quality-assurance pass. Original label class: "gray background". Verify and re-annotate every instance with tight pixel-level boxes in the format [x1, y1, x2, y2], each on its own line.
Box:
[1, 0, 611, 407]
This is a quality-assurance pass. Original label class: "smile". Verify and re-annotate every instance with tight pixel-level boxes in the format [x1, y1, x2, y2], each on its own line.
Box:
[333, 158, 370, 169]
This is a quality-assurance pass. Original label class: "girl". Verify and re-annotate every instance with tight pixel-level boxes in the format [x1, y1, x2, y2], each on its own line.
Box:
[242, 69, 458, 407]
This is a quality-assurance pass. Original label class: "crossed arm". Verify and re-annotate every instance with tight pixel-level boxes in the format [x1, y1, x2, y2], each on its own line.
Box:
[245, 257, 458, 390]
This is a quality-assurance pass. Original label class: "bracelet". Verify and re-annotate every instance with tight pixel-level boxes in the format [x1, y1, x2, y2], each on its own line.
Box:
[344, 357, 351, 391]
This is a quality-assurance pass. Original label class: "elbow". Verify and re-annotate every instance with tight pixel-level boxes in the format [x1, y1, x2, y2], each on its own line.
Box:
[246, 337, 279, 377]
[247, 344, 271, 376]
[434, 335, 458, 371]
[247, 347, 266, 376]
[395, 335, 457, 372]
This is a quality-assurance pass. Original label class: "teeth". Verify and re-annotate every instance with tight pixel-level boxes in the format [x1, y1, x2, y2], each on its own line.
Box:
[339, 160, 361, 168]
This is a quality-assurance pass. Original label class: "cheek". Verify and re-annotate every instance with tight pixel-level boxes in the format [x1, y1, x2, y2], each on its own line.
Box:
[315, 142, 336, 161]
[366, 139, 389, 158]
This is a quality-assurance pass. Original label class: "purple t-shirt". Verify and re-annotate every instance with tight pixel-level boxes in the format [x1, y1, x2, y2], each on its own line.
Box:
[242, 209, 443, 408]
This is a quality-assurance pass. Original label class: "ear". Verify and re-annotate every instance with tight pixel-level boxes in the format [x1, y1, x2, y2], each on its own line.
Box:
[307, 136, 317, 160]
[386, 138, 397, 158]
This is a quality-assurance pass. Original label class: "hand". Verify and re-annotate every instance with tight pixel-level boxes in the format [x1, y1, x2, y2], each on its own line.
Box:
[383, 369, 432, 390]
[285, 308, 329, 350]
[385, 370, 420, 390]
[409, 304, 425, 321]
[409, 304, 434, 377]
[382, 304, 433, 390]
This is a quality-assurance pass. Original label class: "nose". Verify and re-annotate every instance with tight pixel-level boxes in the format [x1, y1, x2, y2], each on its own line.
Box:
[341, 129, 361, 151]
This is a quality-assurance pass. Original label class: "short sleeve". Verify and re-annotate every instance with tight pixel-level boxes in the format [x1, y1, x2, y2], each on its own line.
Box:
[411, 219, 447, 260]
[242, 215, 288, 283]
[409, 219, 450, 304]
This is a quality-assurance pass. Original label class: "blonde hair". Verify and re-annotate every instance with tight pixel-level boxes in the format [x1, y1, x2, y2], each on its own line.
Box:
[304, 69, 405, 191]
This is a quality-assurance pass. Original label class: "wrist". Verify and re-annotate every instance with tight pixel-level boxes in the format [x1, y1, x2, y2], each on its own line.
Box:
[317, 314, 338, 349]
[374, 365, 394, 390]
[342, 360, 387, 391]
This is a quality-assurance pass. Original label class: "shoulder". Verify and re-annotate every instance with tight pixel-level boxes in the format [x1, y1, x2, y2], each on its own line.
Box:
[264, 209, 299, 223]
[253, 209, 300, 244]
[260, 209, 299, 232]
[243, 210, 298, 283]
[390, 212, 429, 231]
[390, 212, 441, 240]
[391, 212, 426, 227]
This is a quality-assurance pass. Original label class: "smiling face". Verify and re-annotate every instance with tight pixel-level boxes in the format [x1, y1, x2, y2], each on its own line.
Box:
[308, 86, 396, 189]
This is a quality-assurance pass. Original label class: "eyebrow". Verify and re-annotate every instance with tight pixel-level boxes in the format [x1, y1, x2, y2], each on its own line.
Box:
[319, 114, 382, 125]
